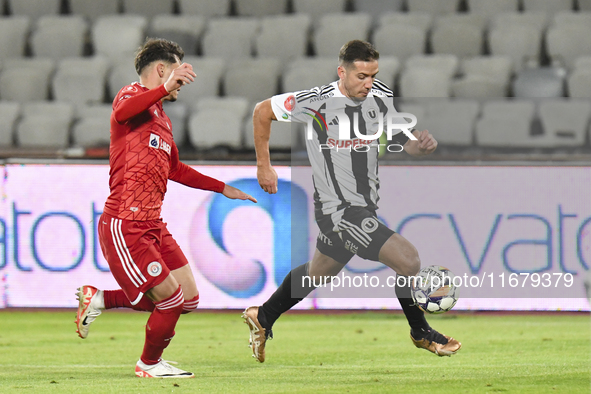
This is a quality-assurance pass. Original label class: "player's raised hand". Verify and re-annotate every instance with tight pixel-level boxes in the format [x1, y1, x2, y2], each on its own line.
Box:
[417, 129, 437, 155]
[257, 164, 278, 194]
[222, 184, 257, 203]
[164, 63, 196, 93]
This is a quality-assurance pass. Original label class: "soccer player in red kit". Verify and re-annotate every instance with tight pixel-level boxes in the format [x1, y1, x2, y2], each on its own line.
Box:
[74, 38, 256, 378]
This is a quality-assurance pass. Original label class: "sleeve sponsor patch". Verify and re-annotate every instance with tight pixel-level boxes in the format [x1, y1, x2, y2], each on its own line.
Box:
[284, 95, 295, 112]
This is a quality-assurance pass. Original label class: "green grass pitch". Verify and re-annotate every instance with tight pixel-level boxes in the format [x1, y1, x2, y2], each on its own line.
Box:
[0, 310, 589, 393]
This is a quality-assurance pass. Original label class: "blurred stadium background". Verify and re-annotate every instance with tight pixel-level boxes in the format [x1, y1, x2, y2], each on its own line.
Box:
[0, 0, 591, 159]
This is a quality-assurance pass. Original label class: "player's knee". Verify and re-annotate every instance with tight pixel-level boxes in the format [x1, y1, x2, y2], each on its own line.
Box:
[154, 286, 184, 315]
[182, 294, 199, 314]
[399, 249, 421, 277]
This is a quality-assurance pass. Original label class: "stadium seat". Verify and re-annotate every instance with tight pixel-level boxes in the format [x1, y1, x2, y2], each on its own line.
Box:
[162, 101, 189, 147]
[7, 0, 60, 20]
[430, 14, 485, 58]
[195, 96, 250, 116]
[224, 58, 281, 104]
[72, 104, 112, 147]
[0, 58, 55, 102]
[188, 97, 249, 149]
[0, 16, 31, 60]
[546, 24, 591, 70]
[175, 56, 224, 105]
[374, 56, 401, 90]
[0, 102, 20, 146]
[92, 15, 147, 60]
[201, 17, 260, 59]
[314, 13, 372, 57]
[353, 0, 404, 24]
[574, 56, 591, 71]
[405, 54, 459, 78]
[255, 14, 311, 63]
[489, 24, 543, 71]
[407, 0, 460, 14]
[466, 0, 519, 17]
[567, 69, 591, 98]
[17, 102, 74, 148]
[282, 57, 338, 92]
[31, 15, 88, 61]
[243, 116, 299, 149]
[551, 10, 591, 28]
[107, 60, 139, 100]
[378, 12, 433, 34]
[235, 0, 288, 16]
[460, 56, 513, 83]
[293, 0, 347, 25]
[52, 57, 110, 107]
[475, 100, 548, 147]
[452, 56, 513, 98]
[492, 11, 549, 32]
[538, 99, 591, 146]
[178, 0, 231, 17]
[122, 0, 174, 18]
[452, 77, 508, 98]
[70, 0, 120, 21]
[418, 99, 480, 145]
[373, 24, 427, 64]
[399, 69, 452, 98]
[579, 0, 591, 10]
[512, 67, 566, 98]
[522, 0, 573, 13]
[149, 15, 206, 56]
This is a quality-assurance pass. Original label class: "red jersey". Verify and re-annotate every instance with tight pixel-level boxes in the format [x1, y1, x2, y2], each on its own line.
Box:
[104, 82, 225, 221]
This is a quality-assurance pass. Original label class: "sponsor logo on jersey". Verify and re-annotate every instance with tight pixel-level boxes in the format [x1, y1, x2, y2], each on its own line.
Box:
[153, 109, 158, 118]
[309, 91, 334, 103]
[119, 94, 131, 101]
[125, 85, 137, 92]
[303, 107, 328, 132]
[282, 113, 289, 120]
[284, 95, 296, 111]
[148, 133, 171, 155]
[147, 261, 162, 277]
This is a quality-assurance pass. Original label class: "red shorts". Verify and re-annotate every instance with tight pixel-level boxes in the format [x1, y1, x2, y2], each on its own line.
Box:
[98, 213, 189, 304]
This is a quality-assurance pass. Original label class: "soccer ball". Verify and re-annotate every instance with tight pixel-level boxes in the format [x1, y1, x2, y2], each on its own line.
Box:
[410, 265, 459, 314]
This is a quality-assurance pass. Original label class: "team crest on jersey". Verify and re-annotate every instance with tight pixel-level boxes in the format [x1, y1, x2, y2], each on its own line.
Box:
[363, 104, 379, 120]
[284, 95, 295, 111]
[147, 261, 162, 277]
[148, 133, 171, 155]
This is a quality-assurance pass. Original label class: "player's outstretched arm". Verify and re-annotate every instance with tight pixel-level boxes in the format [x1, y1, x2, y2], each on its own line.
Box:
[253, 99, 279, 194]
[222, 184, 257, 203]
[403, 129, 438, 157]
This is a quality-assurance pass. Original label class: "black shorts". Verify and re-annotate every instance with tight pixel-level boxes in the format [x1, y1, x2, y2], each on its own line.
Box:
[315, 206, 395, 265]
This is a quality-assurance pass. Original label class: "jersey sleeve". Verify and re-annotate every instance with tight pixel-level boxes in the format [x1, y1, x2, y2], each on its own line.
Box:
[168, 142, 225, 193]
[112, 84, 169, 124]
[270, 92, 301, 123]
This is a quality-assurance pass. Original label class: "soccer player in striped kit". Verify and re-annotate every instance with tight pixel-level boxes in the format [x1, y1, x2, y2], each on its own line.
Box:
[75, 38, 256, 378]
[243, 40, 461, 362]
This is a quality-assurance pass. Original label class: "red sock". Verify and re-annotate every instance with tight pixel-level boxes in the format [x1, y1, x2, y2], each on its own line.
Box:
[140, 286, 184, 365]
[104, 289, 154, 312]
[182, 294, 200, 314]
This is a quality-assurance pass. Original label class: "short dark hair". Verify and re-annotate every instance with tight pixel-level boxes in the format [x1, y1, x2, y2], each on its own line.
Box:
[134, 38, 184, 75]
[338, 40, 380, 68]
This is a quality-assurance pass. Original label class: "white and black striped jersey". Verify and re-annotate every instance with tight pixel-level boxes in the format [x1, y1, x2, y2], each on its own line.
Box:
[270, 80, 410, 223]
